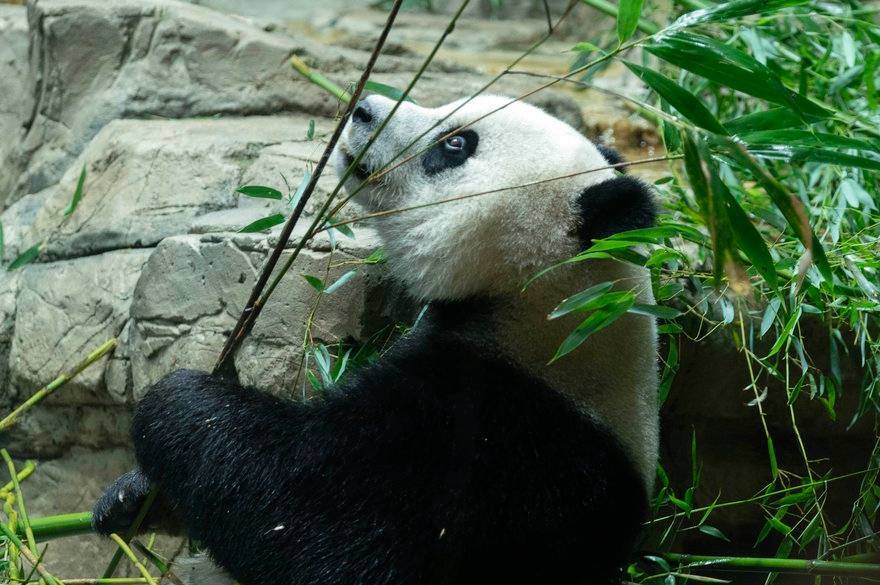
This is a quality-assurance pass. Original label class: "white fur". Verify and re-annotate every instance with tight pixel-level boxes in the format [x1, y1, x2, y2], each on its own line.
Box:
[335, 95, 659, 488]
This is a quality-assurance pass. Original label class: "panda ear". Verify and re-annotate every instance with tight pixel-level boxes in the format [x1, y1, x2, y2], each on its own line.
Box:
[596, 144, 627, 172]
[575, 175, 656, 245]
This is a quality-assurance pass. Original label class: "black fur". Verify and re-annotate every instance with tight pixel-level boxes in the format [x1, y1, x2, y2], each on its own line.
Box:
[422, 130, 479, 176]
[576, 175, 656, 245]
[596, 144, 626, 171]
[95, 304, 647, 585]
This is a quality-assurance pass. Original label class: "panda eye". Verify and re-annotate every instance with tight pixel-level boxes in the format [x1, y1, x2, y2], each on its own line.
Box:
[422, 129, 479, 176]
[444, 135, 466, 152]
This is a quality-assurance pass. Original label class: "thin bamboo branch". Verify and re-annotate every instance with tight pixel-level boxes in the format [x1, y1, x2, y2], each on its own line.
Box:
[314, 155, 679, 233]
[27, 511, 94, 542]
[102, 487, 159, 579]
[2, 449, 37, 558]
[213, 0, 408, 374]
[0, 459, 35, 499]
[0, 338, 118, 431]
[289, 55, 351, 103]
[63, 580, 150, 585]
[109, 534, 157, 585]
[661, 552, 880, 577]
[0, 522, 63, 585]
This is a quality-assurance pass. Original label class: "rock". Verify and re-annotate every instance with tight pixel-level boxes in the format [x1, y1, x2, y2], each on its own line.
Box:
[20, 115, 337, 260]
[7, 249, 151, 406]
[127, 233, 385, 399]
[0, 4, 31, 201]
[7, 0, 421, 204]
[0, 271, 21, 409]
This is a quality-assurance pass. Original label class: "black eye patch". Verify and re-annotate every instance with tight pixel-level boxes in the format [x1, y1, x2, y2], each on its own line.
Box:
[421, 129, 479, 176]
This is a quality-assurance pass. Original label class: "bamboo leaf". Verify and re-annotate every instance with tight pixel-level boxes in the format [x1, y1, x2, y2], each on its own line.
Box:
[548, 283, 616, 320]
[719, 180, 778, 290]
[624, 61, 729, 135]
[699, 524, 731, 542]
[767, 306, 802, 358]
[667, 0, 810, 31]
[646, 32, 831, 120]
[739, 129, 880, 153]
[323, 270, 358, 294]
[64, 165, 87, 216]
[236, 186, 284, 200]
[725, 108, 803, 134]
[551, 294, 634, 362]
[238, 213, 286, 233]
[365, 80, 416, 103]
[617, 0, 646, 43]
[7, 244, 41, 272]
[628, 303, 682, 319]
[302, 275, 325, 292]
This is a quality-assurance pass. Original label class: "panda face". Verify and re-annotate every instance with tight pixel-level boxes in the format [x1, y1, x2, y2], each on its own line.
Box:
[333, 95, 653, 301]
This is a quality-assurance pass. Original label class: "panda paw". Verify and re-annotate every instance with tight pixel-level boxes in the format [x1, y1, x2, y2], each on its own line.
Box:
[93, 469, 166, 536]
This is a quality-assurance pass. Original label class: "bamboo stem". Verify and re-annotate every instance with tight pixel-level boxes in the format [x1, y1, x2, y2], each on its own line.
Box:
[64, 577, 149, 585]
[2, 450, 38, 557]
[662, 552, 880, 577]
[0, 338, 118, 431]
[109, 534, 157, 585]
[289, 55, 351, 103]
[0, 522, 63, 585]
[212, 0, 408, 373]
[0, 459, 36, 498]
[27, 511, 94, 542]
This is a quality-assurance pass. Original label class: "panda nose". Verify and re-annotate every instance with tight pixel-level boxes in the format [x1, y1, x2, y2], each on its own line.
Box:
[352, 100, 374, 125]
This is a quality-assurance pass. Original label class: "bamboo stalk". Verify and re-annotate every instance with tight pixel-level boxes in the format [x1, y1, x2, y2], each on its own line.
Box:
[662, 553, 880, 577]
[64, 577, 149, 585]
[289, 55, 351, 103]
[0, 522, 63, 585]
[109, 534, 157, 585]
[2, 450, 38, 557]
[0, 338, 118, 431]
[579, 0, 659, 34]
[0, 459, 36, 498]
[28, 511, 94, 542]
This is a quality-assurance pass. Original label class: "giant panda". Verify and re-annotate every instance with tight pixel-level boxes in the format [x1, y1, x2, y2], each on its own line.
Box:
[93, 94, 659, 585]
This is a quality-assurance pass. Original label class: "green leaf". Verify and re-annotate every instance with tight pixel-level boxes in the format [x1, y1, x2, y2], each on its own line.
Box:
[699, 524, 731, 542]
[291, 170, 312, 210]
[548, 282, 615, 319]
[628, 303, 682, 319]
[725, 108, 803, 134]
[720, 139, 833, 285]
[646, 32, 831, 121]
[236, 185, 283, 200]
[302, 274, 325, 291]
[325, 216, 355, 239]
[365, 80, 416, 103]
[551, 294, 634, 362]
[238, 213, 286, 233]
[767, 306, 802, 358]
[571, 41, 602, 54]
[767, 435, 779, 480]
[617, 0, 645, 43]
[64, 165, 87, 216]
[759, 297, 781, 337]
[624, 61, 729, 135]
[306, 119, 315, 140]
[719, 181, 778, 290]
[7, 243, 41, 272]
[739, 129, 880, 153]
[363, 248, 386, 264]
[667, 0, 810, 31]
[324, 270, 357, 294]
[748, 146, 880, 171]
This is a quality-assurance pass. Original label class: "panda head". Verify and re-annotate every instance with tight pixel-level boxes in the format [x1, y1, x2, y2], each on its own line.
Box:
[334, 95, 655, 301]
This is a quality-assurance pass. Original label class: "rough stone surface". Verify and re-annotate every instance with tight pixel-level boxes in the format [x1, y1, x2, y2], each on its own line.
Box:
[0, 4, 31, 197]
[5, 0, 423, 204]
[8, 249, 150, 405]
[21, 115, 336, 260]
